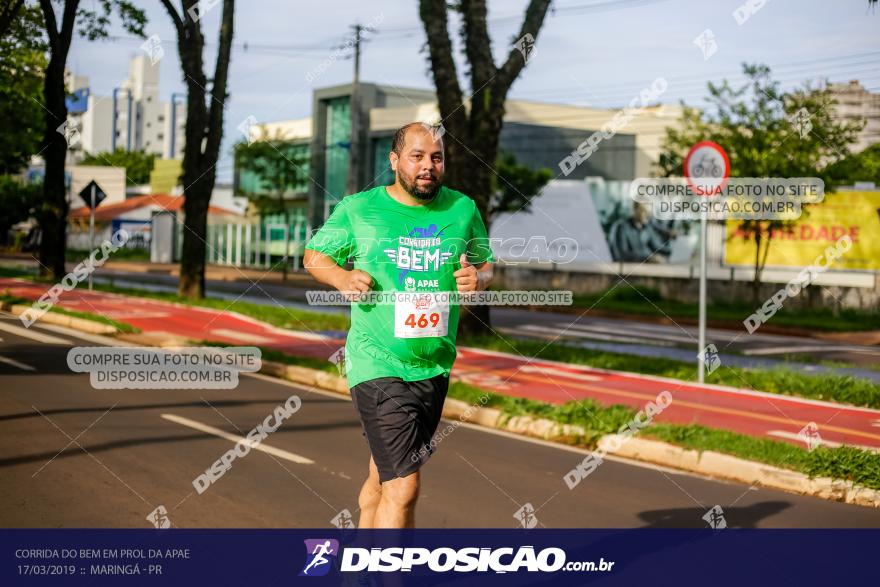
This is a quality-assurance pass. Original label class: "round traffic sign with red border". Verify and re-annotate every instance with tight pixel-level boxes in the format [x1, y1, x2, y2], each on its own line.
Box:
[684, 141, 730, 196]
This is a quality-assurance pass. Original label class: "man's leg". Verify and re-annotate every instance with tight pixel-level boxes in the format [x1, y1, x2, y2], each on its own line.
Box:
[357, 456, 382, 529]
[374, 470, 420, 529]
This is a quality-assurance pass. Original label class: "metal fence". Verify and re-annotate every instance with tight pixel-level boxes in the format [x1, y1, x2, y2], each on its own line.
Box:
[176, 222, 311, 270]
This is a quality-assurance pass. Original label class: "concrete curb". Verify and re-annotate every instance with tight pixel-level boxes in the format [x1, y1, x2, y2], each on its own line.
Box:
[3, 303, 118, 334]
[255, 360, 880, 509]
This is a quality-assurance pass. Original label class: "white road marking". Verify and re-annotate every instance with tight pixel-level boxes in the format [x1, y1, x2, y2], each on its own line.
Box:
[745, 345, 880, 357]
[0, 355, 35, 371]
[766, 430, 878, 452]
[518, 364, 603, 381]
[557, 322, 693, 345]
[514, 324, 663, 345]
[209, 328, 276, 345]
[0, 320, 71, 345]
[161, 413, 315, 464]
[16, 320, 127, 346]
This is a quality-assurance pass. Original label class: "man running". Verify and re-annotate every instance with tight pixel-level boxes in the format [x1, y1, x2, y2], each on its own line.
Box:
[304, 122, 494, 529]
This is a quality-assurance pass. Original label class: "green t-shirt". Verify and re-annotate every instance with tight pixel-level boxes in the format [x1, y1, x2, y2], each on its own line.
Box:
[305, 185, 494, 388]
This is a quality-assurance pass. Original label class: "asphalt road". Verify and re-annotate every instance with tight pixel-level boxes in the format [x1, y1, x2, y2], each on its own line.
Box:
[1, 315, 878, 529]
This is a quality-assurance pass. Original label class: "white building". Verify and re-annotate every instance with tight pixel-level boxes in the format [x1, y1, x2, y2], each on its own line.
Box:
[829, 80, 880, 153]
[66, 55, 186, 161]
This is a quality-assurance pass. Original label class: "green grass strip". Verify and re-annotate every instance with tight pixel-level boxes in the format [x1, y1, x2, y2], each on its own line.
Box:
[463, 334, 880, 409]
[0, 291, 140, 334]
[447, 382, 880, 491]
[570, 283, 880, 332]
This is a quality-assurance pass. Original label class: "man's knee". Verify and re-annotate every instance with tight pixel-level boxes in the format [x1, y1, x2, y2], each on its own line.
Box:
[381, 472, 420, 508]
[358, 482, 381, 510]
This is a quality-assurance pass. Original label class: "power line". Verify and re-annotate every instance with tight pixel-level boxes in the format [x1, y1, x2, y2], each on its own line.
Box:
[522, 52, 880, 99]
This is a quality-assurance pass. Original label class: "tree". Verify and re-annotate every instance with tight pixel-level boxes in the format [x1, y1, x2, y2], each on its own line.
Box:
[657, 64, 863, 301]
[36, 0, 146, 279]
[490, 151, 552, 217]
[80, 149, 157, 185]
[418, 0, 552, 335]
[0, 3, 45, 175]
[234, 131, 308, 281]
[0, 0, 26, 39]
[160, 0, 235, 299]
[824, 143, 880, 186]
[0, 175, 42, 247]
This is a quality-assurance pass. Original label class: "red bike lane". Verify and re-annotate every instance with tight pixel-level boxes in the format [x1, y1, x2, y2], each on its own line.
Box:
[4, 277, 879, 451]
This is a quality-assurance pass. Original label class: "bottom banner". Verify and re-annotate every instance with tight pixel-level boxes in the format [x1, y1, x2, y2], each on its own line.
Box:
[2, 529, 875, 585]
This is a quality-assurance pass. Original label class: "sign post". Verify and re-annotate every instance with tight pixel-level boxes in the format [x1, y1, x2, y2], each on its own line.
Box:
[683, 141, 730, 383]
[78, 180, 107, 291]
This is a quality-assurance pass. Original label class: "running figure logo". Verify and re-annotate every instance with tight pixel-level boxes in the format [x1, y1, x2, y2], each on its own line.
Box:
[299, 539, 340, 577]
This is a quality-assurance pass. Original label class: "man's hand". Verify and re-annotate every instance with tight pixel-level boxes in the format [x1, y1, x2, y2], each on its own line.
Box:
[454, 254, 478, 293]
[335, 269, 373, 300]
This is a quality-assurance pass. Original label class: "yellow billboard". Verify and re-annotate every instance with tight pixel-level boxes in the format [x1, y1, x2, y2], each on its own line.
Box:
[724, 191, 880, 271]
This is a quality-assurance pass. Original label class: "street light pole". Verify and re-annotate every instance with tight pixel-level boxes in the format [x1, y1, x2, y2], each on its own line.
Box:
[698, 210, 707, 383]
[347, 23, 362, 197]
[89, 183, 95, 291]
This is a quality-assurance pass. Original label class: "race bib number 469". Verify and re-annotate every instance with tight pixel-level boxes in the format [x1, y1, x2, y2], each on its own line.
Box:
[394, 292, 449, 338]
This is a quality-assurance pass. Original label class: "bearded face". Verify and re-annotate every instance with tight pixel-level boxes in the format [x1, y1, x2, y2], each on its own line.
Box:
[391, 126, 445, 201]
[397, 164, 441, 201]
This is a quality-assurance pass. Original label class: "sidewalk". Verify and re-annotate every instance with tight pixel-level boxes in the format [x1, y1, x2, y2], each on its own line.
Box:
[3, 276, 880, 453]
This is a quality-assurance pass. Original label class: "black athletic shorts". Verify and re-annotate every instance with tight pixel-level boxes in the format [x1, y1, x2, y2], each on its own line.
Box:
[350, 374, 449, 483]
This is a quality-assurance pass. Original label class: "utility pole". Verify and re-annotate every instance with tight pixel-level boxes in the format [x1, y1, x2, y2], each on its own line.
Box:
[346, 23, 362, 196]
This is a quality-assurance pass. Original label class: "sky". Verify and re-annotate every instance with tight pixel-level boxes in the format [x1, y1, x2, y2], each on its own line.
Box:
[65, 0, 880, 183]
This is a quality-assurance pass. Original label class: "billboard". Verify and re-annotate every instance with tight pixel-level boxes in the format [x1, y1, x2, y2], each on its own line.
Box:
[724, 191, 880, 271]
[587, 178, 698, 264]
[490, 178, 701, 265]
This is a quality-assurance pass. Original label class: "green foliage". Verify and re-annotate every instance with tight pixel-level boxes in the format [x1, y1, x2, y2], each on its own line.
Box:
[80, 149, 157, 185]
[448, 383, 880, 491]
[569, 283, 880, 332]
[657, 64, 864, 287]
[0, 4, 46, 174]
[0, 175, 41, 245]
[648, 424, 880, 490]
[489, 151, 553, 216]
[658, 63, 862, 180]
[824, 143, 880, 186]
[76, 1, 146, 40]
[234, 131, 309, 217]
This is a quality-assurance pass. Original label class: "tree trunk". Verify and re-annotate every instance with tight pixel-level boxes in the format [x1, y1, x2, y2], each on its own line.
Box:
[178, 177, 209, 298]
[37, 34, 69, 279]
[752, 226, 762, 305]
[165, 0, 234, 299]
[418, 0, 551, 337]
[447, 123, 500, 338]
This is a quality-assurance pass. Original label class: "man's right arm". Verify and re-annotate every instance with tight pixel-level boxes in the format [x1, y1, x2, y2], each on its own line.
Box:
[304, 249, 373, 294]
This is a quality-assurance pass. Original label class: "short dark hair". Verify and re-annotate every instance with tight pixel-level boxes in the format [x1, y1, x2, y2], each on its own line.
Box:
[390, 121, 443, 155]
